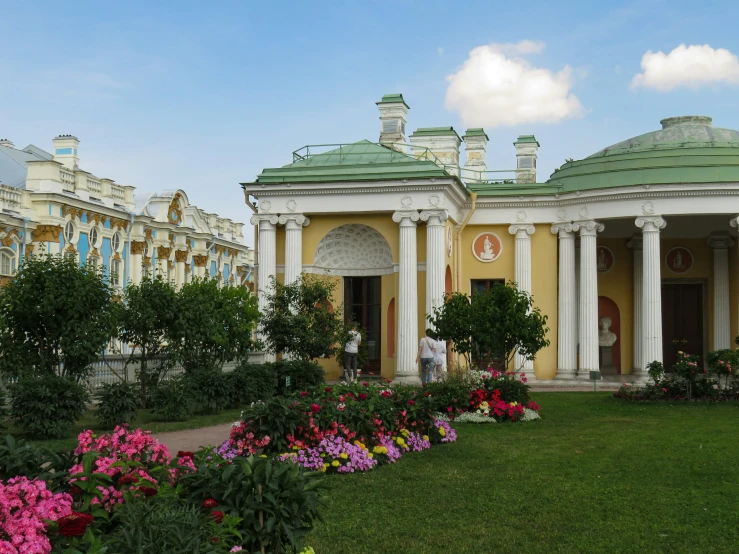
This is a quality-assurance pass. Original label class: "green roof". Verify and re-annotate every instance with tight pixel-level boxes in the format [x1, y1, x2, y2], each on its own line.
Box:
[376, 94, 409, 109]
[463, 128, 489, 140]
[514, 135, 539, 146]
[410, 127, 461, 141]
[547, 116, 739, 192]
[253, 140, 452, 184]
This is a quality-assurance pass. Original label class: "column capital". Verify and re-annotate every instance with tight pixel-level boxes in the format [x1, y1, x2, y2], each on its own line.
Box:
[706, 232, 735, 249]
[550, 222, 575, 236]
[419, 210, 448, 226]
[573, 220, 604, 236]
[626, 234, 643, 250]
[730, 215, 739, 228]
[250, 214, 279, 227]
[392, 210, 420, 226]
[508, 223, 535, 237]
[278, 213, 310, 228]
[635, 216, 666, 232]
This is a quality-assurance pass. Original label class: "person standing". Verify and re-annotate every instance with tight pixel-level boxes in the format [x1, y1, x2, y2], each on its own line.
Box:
[416, 328, 436, 385]
[433, 334, 447, 382]
[344, 323, 361, 383]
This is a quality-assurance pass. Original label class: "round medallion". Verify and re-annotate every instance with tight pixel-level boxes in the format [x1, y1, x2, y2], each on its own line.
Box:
[666, 247, 693, 274]
[472, 232, 503, 263]
[596, 246, 614, 273]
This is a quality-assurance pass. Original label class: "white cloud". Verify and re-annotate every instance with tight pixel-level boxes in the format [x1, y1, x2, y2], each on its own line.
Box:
[438, 47, 444, 56]
[445, 42, 584, 127]
[631, 44, 739, 91]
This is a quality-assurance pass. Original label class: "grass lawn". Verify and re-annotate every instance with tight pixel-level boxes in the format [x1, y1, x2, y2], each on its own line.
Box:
[4, 407, 244, 451]
[308, 392, 739, 554]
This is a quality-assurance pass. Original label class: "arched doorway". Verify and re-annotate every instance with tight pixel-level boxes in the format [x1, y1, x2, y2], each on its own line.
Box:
[312, 224, 394, 374]
[598, 296, 621, 374]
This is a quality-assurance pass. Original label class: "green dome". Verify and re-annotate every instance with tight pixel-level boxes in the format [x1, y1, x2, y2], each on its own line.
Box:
[548, 116, 739, 192]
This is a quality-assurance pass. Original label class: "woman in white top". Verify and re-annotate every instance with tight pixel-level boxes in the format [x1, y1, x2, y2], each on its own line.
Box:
[433, 336, 447, 382]
[416, 328, 436, 385]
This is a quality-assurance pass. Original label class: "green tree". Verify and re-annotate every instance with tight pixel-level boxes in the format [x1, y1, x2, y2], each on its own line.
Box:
[260, 275, 344, 361]
[116, 275, 177, 403]
[430, 282, 550, 370]
[170, 277, 260, 373]
[0, 254, 116, 380]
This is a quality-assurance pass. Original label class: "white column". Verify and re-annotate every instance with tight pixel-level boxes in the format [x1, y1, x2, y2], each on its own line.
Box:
[636, 216, 666, 367]
[574, 220, 604, 379]
[250, 214, 279, 362]
[420, 210, 448, 326]
[707, 233, 734, 350]
[551, 223, 577, 379]
[392, 210, 420, 383]
[279, 214, 310, 286]
[627, 236, 644, 377]
[175, 251, 187, 289]
[509, 223, 535, 373]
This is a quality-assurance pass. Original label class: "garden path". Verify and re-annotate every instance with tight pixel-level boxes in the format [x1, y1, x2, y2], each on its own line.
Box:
[153, 422, 233, 453]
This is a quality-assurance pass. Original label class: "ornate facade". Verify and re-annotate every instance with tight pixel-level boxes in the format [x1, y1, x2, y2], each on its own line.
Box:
[243, 95, 739, 384]
[0, 135, 253, 290]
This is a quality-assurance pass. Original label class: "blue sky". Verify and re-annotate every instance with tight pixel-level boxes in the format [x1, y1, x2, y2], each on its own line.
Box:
[2, 0, 738, 246]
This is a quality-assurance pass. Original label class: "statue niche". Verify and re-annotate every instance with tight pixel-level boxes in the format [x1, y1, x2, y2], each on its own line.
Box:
[598, 296, 621, 375]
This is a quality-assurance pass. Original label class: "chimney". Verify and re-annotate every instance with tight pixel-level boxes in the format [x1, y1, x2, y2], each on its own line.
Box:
[410, 127, 462, 176]
[376, 94, 409, 152]
[514, 135, 539, 184]
[0, 139, 15, 149]
[52, 135, 80, 169]
[463, 129, 489, 182]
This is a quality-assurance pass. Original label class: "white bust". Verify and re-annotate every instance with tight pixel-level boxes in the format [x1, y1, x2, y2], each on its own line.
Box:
[598, 316, 617, 347]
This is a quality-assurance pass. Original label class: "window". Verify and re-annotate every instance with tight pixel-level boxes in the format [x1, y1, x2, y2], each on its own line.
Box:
[64, 222, 75, 243]
[89, 257, 98, 271]
[89, 227, 99, 248]
[471, 279, 505, 297]
[112, 232, 121, 252]
[111, 259, 120, 286]
[0, 252, 12, 276]
[144, 242, 151, 258]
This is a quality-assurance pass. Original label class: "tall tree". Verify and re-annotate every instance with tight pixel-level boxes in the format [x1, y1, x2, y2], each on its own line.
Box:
[260, 275, 344, 361]
[0, 254, 116, 380]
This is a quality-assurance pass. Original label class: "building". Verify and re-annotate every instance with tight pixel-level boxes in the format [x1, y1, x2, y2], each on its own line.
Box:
[0, 135, 253, 290]
[243, 94, 739, 383]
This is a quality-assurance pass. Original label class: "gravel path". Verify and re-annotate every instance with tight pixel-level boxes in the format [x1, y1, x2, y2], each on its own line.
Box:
[153, 422, 234, 453]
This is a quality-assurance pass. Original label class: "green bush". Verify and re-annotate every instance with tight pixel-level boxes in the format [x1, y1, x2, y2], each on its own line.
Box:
[231, 362, 278, 405]
[0, 386, 7, 427]
[180, 451, 326, 553]
[186, 369, 229, 415]
[273, 359, 325, 395]
[0, 434, 76, 491]
[95, 382, 140, 428]
[150, 375, 192, 422]
[9, 375, 89, 438]
[422, 380, 470, 414]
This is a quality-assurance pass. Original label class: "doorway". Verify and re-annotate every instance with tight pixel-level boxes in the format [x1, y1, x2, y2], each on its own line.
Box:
[662, 282, 705, 369]
[343, 277, 381, 374]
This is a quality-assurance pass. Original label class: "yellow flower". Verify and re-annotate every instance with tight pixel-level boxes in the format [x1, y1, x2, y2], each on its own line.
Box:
[354, 440, 361, 447]
[480, 401, 489, 410]
[331, 460, 340, 467]
[320, 453, 326, 458]
[259, 454, 267, 458]
[323, 463, 329, 470]
[340, 453, 348, 459]
[510, 401, 518, 407]
[368, 453, 374, 458]
[439, 428, 446, 437]
[423, 435, 429, 441]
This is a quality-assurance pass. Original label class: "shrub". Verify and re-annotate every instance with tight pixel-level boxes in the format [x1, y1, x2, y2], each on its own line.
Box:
[186, 369, 229, 415]
[706, 349, 739, 387]
[273, 360, 325, 395]
[150, 375, 192, 422]
[0, 386, 6, 426]
[95, 382, 140, 428]
[180, 452, 326, 553]
[9, 375, 89, 438]
[234, 363, 278, 405]
[0, 435, 75, 491]
[422, 380, 470, 415]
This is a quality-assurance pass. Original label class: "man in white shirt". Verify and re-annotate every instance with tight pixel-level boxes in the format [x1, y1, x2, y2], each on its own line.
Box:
[344, 323, 361, 383]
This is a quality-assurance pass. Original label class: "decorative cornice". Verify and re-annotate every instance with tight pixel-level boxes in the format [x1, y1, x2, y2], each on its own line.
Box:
[175, 250, 189, 262]
[130, 241, 147, 255]
[110, 218, 129, 231]
[193, 254, 209, 267]
[157, 246, 172, 260]
[87, 212, 107, 227]
[31, 225, 62, 243]
[62, 205, 84, 220]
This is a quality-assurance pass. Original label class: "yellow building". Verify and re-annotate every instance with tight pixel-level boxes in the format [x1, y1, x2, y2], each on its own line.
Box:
[242, 95, 739, 384]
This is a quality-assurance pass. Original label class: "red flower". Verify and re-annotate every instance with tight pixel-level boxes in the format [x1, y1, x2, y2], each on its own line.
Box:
[58, 512, 94, 537]
[69, 485, 83, 496]
[177, 450, 195, 459]
[202, 498, 219, 509]
[407, 400, 415, 406]
[325, 387, 333, 392]
[310, 403, 321, 412]
[117, 474, 137, 486]
[210, 511, 224, 524]
[380, 391, 391, 398]
[447, 406, 453, 412]
[358, 393, 368, 400]
[362, 382, 369, 386]
[138, 486, 158, 497]
[300, 391, 308, 397]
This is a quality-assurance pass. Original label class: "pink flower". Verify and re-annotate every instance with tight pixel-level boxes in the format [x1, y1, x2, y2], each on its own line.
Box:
[407, 400, 415, 406]
[300, 391, 308, 397]
[310, 403, 321, 413]
[230, 547, 244, 553]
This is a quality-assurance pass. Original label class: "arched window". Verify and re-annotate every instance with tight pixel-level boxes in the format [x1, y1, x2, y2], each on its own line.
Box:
[64, 221, 75, 243]
[89, 226, 100, 248]
[0, 250, 12, 276]
[110, 258, 121, 287]
[111, 232, 121, 253]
